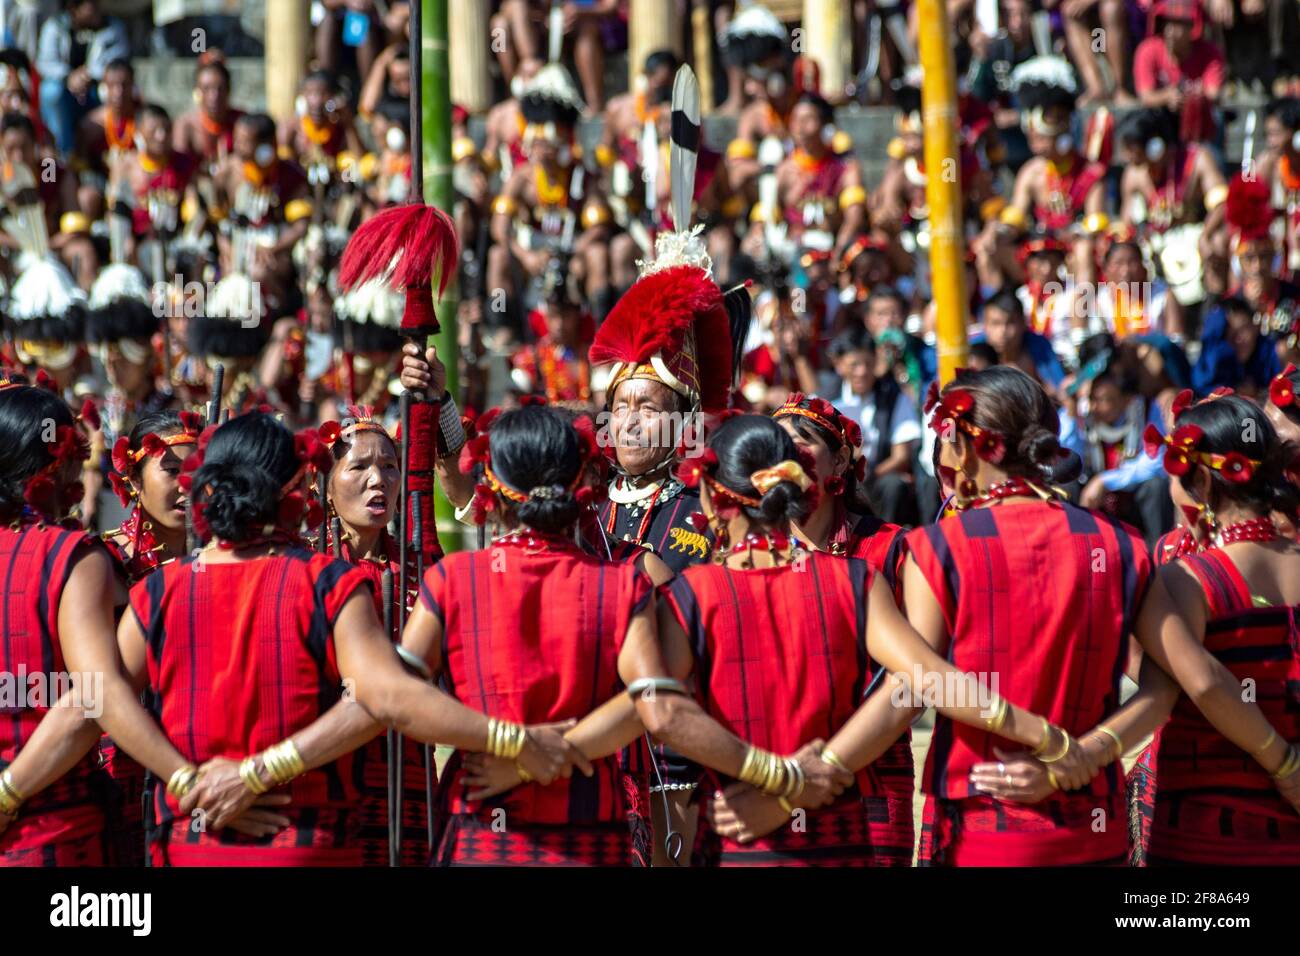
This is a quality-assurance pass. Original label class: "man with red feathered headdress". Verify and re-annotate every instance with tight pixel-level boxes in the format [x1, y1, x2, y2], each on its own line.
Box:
[400, 65, 750, 578]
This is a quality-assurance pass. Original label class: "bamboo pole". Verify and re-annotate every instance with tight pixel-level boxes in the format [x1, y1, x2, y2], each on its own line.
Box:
[691, 0, 714, 115]
[423, 0, 463, 552]
[449, 0, 492, 115]
[917, 0, 969, 383]
[265, 0, 309, 123]
[628, 0, 682, 90]
[802, 0, 850, 99]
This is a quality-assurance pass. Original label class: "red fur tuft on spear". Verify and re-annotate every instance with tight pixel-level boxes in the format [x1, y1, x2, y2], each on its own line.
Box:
[338, 203, 459, 334]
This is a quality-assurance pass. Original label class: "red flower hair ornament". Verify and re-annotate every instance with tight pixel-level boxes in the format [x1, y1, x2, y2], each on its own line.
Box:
[180, 422, 335, 541]
[461, 401, 605, 525]
[924, 383, 1007, 465]
[1270, 365, 1298, 410]
[1143, 422, 1257, 483]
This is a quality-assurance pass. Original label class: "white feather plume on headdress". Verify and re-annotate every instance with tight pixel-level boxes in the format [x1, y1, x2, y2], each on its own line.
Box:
[207, 272, 263, 322]
[521, 63, 586, 113]
[8, 256, 84, 321]
[89, 263, 151, 309]
[1010, 55, 1078, 95]
[721, 2, 788, 43]
[336, 276, 404, 327]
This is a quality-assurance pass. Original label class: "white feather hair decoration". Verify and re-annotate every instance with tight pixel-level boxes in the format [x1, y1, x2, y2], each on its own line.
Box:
[521, 63, 586, 113]
[1010, 56, 1078, 95]
[89, 262, 151, 309]
[721, 2, 788, 43]
[8, 256, 85, 321]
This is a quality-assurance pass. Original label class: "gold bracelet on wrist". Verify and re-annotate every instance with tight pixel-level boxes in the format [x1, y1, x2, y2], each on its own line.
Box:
[779, 758, 800, 800]
[760, 751, 784, 796]
[1046, 767, 1060, 790]
[738, 746, 764, 787]
[777, 795, 794, 814]
[239, 756, 269, 795]
[1038, 727, 1073, 763]
[489, 720, 525, 761]
[261, 739, 305, 786]
[1272, 745, 1300, 780]
[166, 764, 199, 799]
[1254, 728, 1278, 755]
[1095, 724, 1124, 762]
[0, 769, 25, 815]
[1030, 717, 1053, 757]
[984, 696, 1009, 734]
[820, 748, 850, 773]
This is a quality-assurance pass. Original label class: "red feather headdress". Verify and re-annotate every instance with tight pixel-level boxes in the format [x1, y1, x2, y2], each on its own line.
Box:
[337, 203, 459, 335]
[1225, 173, 1274, 249]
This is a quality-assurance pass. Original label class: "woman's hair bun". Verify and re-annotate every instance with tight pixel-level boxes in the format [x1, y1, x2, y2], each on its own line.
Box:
[193, 461, 281, 542]
[757, 479, 812, 526]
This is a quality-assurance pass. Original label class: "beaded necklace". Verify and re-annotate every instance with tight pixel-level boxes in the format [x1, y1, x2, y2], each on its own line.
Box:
[1214, 516, 1279, 547]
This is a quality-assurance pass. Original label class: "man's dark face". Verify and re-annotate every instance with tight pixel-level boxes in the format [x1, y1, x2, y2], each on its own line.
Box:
[71, 0, 100, 29]
[139, 112, 170, 156]
[1162, 19, 1192, 57]
[103, 67, 131, 110]
[1226, 308, 1261, 364]
[303, 79, 330, 120]
[646, 65, 674, 102]
[609, 378, 681, 476]
[2, 128, 35, 168]
[982, 304, 1024, 356]
[1087, 379, 1125, 426]
[790, 101, 823, 150]
[197, 67, 229, 116]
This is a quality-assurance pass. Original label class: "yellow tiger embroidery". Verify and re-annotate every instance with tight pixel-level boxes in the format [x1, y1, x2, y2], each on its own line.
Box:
[667, 527, 710, 559]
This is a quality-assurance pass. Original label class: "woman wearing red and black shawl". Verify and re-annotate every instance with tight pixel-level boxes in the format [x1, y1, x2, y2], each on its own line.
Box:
[1140, 394, 1300, 864]
[97, 409, 201, 865]
[767, 393, 914, 862]
[406, 403, 667, 865]
[64, 411, 586, 866]
[665, 414, 1096, 865]
[902, 368, 1152, 865]
[900, 369, 1300, 865]
[0, 378, 111, 866]
[318, 406, 430, 866]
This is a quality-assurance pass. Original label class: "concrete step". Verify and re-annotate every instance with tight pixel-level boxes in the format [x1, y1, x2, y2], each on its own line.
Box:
[134, 47, 1262, 191]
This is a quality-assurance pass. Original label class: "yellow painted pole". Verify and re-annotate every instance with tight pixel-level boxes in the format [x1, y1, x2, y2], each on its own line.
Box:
[917, 0, 968, 384]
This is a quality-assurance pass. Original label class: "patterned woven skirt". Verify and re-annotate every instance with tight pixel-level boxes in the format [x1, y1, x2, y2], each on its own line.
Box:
[1148, 790, 1300, 866]
[149, 808, 362, 866]
[692, 791, 912, 868]
[354, 731, 435, 866]
[918, 790, 1128, 866]
[432, 813, 634, 866]
[0, 804, 106, 867]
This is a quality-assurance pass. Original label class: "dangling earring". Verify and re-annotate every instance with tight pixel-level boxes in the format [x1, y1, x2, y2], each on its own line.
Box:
[823, 475, 845, 497]
[1181, 500, 1216, 546]
[954, 470, 980, 509]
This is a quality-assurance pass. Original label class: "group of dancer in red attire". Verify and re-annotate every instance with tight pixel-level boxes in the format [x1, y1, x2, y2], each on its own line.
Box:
[3, 165, 1300, 867]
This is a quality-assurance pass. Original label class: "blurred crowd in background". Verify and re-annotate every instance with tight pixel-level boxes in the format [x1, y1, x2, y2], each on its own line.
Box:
[0, 0, 1299, 542]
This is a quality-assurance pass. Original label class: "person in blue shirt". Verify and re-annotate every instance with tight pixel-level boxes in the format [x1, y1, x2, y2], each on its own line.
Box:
[1074, 347, 1173, 546]
[1193, 296, 1283, 397]
[971, 289, 1065, 392]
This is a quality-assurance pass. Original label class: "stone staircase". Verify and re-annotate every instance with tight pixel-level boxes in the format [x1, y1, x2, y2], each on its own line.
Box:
[135, 53, 1266, 189]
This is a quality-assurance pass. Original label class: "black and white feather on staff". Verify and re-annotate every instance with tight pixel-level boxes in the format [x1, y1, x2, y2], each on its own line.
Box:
[669, 65, 701, 236]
